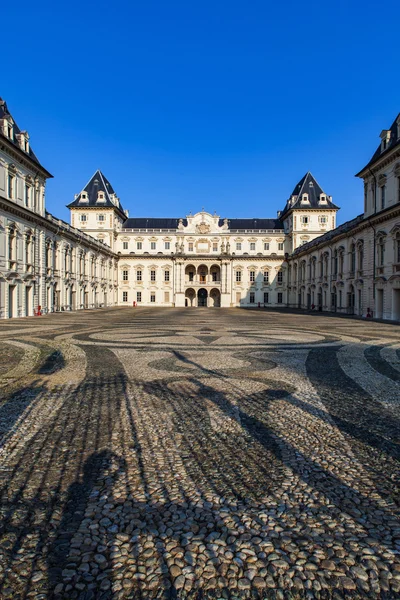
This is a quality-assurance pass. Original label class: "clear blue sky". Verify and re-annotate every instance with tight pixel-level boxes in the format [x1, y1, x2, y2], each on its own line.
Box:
[3, 0, 400, 225]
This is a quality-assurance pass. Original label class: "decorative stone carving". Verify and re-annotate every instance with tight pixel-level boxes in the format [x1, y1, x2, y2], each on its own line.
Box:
[196, 221, 211, 234]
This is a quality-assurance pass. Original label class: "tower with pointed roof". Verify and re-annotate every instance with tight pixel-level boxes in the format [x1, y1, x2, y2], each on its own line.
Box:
[279, 172, 339, 252]
[67, 170, 128, 250]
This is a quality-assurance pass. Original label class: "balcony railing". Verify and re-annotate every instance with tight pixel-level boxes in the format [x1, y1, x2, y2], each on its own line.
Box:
[186, 278, 221, 286]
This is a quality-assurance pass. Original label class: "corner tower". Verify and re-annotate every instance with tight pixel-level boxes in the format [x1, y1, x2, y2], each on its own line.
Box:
[67, 170, 127, 249]
[280, 172, 339, 251]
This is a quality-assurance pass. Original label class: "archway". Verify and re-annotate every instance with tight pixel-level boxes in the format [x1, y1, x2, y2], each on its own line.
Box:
[185, 265, 196, 284]
[185, 288, 196, 307]
[317, 287, 323, 311]
[197, 288, 208, 307]
[347, 284, 355, 315]
[209, 288, 221, 307]
[210, 265, 221, 283]
[197, 265, 209, 285]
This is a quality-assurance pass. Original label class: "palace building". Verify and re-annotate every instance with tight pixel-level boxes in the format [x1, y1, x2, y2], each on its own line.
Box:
[0, 97, 399, 320]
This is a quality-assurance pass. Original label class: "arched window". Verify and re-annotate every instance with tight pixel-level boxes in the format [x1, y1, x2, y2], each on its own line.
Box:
[377, 235, 386, 266]
[350, 243, 356, 274]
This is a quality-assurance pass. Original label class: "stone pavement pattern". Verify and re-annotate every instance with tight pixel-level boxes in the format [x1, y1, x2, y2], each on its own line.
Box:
[0, 308, 400, 600]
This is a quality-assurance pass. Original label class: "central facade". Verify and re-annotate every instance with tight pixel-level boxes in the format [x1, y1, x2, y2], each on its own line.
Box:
[68, 171, 338, 307]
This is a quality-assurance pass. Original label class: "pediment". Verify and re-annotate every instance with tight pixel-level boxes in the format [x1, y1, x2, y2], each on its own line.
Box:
[183, 210, 224, 234]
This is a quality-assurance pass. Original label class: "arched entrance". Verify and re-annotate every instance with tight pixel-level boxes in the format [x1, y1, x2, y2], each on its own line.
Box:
[209, 288, 221, 307]
[317, 287, 323, 311]
[197, 288, 208, 307]
[185, 288, 196, 307]
[347, 284, 355, 315]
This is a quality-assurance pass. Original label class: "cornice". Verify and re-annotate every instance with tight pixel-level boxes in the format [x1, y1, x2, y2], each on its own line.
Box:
[0, 134, 53, 179]
[291, 203, 400, 259]
[117, 253, 285, 261]
[356, 146, 400, 178]
[0, 195, 116, 258]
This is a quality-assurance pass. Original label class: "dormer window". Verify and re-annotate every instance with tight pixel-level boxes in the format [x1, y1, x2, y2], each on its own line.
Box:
[80, 192, 88, 202]
[309, 181, 313, 188]
[97, 191, 105, 203]
[301, 194, 310, 204]
[380, 129, 391, 152]
[319, 194, 328, 204]
[17, 131, 29, 153]
[8, 124, 13, 139]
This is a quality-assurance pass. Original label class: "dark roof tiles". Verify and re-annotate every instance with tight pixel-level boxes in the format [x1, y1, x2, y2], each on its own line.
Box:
[123, 218, 187, 229]
[281, 172, 338, 216]
[0, 97, 45, 169]
[356, 113, 400, 175]
[67, 170, 126, 215]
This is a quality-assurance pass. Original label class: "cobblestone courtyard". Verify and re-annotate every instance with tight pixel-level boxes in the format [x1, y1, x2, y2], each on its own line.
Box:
[0, 308, 400, 599]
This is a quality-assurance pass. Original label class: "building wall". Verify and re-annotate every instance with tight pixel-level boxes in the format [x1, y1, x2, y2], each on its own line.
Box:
[287, 207, 400, 320]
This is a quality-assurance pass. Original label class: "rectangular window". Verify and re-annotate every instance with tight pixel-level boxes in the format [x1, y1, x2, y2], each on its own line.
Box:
[236, 271, 242, 282]
[164, 270, 170, 282]
[137, 291, 142, 303]
[122, 291, 128, 303]
[212, 272, 217, 282]
[263, 271, 269, 283]
[151, 242, 156, 250]
[236, 242, 242, 251]
[150, 293, 156, 303]
[381, 185, 386, 210]
[264, 292, 269, 304]
[164, 292, 170, 303]
[278, 292, 283, 304]
[123, 241, 128, 250]
[25, 185, 30, 207]
[150, 270, 156, 281]
[122, 270, 128, 281]
[137, 242, 142, 250]
[98, 214, 105, 221]
[213, 243, 218, 252]
[319, 216, 327, 224]
[189, 271, 194, 282]
[301, 216, 309, 224]
[278, 243, 284, 251]
[137, 270, 142, 281]
[277, 271, 283, 284]
[165, 242, 170, 250]
[250, 292, 255, 303]
[250, 270, 255, 282]
[80, 214, 87, 222]
[188, 243, 194, 251]
[264, 243, 270, 251]
[8, 174, 14, 199]
[250, 242, 256, 251]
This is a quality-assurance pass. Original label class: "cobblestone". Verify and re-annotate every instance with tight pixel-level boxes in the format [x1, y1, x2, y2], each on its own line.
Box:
[0, 307, 399, 598]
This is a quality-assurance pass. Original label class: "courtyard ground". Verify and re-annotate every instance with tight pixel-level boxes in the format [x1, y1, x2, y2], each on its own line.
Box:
[0, 307, 399, 600]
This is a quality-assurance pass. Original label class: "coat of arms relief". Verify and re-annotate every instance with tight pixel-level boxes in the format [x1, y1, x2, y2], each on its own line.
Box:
[196, 222, 211, 234]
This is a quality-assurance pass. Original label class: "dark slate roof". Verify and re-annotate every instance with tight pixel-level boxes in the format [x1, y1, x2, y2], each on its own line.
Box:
[123, 218, 188, 229]
[281, 172, 338, 217]
[356, 113, 400, 175]
[67, 170, 126, 216]
[292, 214, 365, 256]
[222, 218, 283, 230]
[122, 217, 283, 230]
[0, 97, 51, 175]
